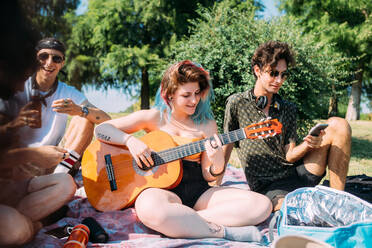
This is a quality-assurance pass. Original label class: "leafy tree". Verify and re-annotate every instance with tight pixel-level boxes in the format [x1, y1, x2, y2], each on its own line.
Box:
[65, 0, 220, 109]
[280, 0, 372, 120]
[168, 1, 352, 135]
[19, 0, 80, 39]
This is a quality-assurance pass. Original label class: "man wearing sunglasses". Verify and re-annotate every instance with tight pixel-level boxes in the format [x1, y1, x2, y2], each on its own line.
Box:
[223, 41, 351, 211]
[0, 37, 111, 177]
[0, 5, 81, 246]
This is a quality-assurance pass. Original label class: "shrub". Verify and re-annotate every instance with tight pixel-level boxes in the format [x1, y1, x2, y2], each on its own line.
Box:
[167, 1, 352, 138]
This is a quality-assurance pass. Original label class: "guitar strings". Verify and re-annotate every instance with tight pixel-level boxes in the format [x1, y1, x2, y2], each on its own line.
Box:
[104, 121, 274, 175]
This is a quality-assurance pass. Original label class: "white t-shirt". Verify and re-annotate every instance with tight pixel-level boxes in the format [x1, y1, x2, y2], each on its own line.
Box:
[0, 77, 86, 147]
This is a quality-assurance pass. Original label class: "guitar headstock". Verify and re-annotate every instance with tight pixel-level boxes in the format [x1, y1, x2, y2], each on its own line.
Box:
[243, 118, 282, 139]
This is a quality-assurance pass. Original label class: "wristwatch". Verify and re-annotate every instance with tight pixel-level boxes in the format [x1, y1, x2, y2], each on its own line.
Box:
[81, 105, 89, 117]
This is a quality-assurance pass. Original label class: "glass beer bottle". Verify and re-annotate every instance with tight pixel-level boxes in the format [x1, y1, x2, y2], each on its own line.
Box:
[27, 88, 42, 128]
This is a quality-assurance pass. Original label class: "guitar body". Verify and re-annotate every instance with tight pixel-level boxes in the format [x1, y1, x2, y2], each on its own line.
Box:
[82, 118, 282, 212]
[82, 130, 183, 212]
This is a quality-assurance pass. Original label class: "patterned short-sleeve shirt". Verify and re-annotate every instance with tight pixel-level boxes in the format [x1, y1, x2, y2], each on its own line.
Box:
[224, 91, 298, 192]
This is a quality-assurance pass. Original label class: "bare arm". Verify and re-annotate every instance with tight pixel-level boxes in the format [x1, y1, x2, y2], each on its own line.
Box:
[201, 121, 225, 182]
[223, 143, 234, 167]
[94, 109, 161, 168]
[209, 143, 235, 185]
[3, 146, 68, 169]
[52, 99, 111, 124]
[285, 131, 325, 163]
[94, 122, 132, 146]
[0, 103, 40, 134]
[284, 141, 309, 163]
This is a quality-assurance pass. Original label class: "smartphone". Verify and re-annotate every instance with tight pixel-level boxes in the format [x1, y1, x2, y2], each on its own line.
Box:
[309, 123, 328, 136]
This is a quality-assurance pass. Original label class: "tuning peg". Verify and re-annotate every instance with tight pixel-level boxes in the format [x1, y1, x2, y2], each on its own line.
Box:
[266, 117, 272, 120]
[259, 118, 266, 122]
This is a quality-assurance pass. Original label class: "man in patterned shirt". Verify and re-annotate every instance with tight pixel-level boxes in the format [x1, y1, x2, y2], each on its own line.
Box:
[223, 41, 351, 211]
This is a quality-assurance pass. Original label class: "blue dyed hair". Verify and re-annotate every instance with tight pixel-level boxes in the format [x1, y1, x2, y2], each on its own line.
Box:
[153, 60, 214, 124]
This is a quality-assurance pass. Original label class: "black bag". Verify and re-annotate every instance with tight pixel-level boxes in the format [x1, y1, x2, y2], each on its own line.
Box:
[322, 174, 372, 203]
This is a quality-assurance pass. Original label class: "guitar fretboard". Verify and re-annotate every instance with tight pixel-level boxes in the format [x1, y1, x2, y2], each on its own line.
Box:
[151, 129, 246, 166]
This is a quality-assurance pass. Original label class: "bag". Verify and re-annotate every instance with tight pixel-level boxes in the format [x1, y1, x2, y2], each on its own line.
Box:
[269, 186, 372, 248]
[323, 174, 372, 203]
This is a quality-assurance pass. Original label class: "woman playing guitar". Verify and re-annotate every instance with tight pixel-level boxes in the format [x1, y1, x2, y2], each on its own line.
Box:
[94, 60, 272, 242]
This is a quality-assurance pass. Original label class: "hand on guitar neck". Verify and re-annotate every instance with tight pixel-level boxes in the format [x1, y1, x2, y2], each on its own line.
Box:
[82, 118, 282, 211]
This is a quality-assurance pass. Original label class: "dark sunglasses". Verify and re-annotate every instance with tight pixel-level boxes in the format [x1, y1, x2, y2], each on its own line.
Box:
[37, 52, 64, 64]
[266, 70, 289, 79]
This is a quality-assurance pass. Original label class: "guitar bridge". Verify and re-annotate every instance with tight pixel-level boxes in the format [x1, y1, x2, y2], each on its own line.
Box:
[104, 154, 117, 191]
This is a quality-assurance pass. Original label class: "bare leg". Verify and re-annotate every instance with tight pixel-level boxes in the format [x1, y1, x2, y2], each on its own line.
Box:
[54, 116, 94, 173]
[194, 187, 272, 226]
[63, 116, 94, 156]
[135, 187, 271, 240]
[0, 205, 41, 246]
[135, 188, 224, 239]
[304, 117, 351, 190]
[16, 173, 76, 221]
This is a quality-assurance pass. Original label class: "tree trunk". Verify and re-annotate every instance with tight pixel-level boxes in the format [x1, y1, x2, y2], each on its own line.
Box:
[328, 85, 338, 117]
[346, 69, 363, 121]
[140, 67, 150, 109]
[328, 95, 338, 117]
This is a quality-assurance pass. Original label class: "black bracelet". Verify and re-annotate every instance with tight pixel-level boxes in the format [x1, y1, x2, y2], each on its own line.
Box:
[209, 165, 226, 177]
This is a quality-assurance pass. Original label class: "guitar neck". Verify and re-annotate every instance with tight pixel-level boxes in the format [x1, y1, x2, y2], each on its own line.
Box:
[152, 129, 246, 166]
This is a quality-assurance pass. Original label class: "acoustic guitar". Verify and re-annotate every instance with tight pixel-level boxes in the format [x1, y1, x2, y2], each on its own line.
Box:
[81, 118, 282, 211]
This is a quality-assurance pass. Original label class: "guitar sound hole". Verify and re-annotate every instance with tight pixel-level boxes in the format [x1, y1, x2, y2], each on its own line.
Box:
[132, 159, 158, 176]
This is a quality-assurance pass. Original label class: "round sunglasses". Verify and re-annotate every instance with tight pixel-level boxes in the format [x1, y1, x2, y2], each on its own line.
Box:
[37, 52, 64, 64]
[266, 70, 289, 80]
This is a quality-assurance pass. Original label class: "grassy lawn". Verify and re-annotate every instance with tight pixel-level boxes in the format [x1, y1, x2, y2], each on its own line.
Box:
[347, 121, 372, 176]
[104, 114, 372, 177]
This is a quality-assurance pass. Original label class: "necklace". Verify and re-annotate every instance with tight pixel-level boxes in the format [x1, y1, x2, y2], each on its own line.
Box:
[169, 116, 200, 133]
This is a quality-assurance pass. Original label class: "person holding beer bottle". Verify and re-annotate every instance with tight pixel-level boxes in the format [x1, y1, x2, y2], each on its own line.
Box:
[0, 37, 111, 176]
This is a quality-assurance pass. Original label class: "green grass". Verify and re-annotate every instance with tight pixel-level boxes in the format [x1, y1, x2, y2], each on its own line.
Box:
[348, 121, 372, 176]
[103, 114, 372, 177]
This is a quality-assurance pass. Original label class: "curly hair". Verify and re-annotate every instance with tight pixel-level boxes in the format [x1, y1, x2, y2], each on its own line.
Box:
[154, 60, 214, 124]
[251, 41, 295, 78]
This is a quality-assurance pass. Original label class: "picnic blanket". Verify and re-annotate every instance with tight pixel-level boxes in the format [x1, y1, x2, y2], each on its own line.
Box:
[25, 164, 276, 247]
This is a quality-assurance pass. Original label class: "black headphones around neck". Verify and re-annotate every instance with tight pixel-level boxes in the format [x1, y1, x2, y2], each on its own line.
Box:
[249, 89, 281, 111]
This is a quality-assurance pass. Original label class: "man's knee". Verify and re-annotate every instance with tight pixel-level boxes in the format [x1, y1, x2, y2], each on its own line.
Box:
[54, 173, 77, 201]
[327, 117, 352, 137]
[0, 205, 35, 246]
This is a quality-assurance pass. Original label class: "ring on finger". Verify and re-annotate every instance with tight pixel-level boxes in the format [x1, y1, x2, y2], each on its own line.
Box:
[64, 102, 68, 107]
[211, 142, 218, 149]
[62, 153, 66, 160]
[64, 99, 68, 104]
